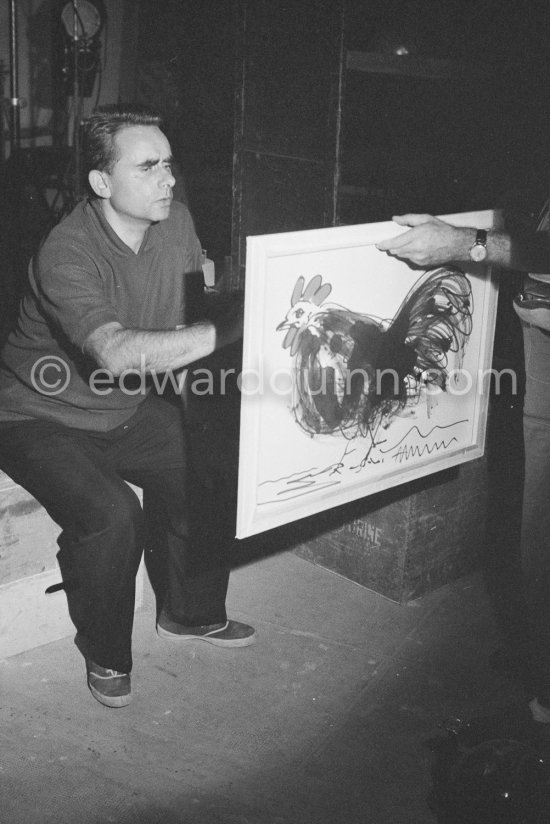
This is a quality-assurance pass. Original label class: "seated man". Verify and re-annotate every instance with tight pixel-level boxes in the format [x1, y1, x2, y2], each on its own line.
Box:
[0, 104, 254, 708]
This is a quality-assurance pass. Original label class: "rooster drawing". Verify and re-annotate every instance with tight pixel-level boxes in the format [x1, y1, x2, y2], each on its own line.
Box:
[276, 267, 473, 438]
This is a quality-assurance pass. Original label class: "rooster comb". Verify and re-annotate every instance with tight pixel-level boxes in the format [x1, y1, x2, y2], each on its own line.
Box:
[290, 275, 332, 307]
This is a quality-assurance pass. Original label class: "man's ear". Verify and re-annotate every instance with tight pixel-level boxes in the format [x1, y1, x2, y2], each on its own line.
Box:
[88, 169, 111, 199]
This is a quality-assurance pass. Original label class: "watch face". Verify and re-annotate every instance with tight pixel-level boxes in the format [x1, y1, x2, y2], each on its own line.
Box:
[470, 243, 488, 263]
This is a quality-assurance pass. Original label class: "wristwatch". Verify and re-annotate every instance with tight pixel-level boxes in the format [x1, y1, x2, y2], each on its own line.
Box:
[469, 229, 488, 263]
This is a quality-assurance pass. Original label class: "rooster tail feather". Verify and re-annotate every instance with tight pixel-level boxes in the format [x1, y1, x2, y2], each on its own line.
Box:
[387, 266, 473, 386]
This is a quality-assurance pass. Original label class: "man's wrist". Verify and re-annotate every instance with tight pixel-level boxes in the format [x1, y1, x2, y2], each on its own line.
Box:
[467, 228, 488, 263]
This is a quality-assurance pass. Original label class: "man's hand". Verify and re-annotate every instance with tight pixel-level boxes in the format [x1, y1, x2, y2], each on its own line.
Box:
[376, 214, 474, 267]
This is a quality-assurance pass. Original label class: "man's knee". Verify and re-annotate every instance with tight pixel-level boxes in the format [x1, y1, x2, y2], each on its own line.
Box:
[78, 481, 144, 540]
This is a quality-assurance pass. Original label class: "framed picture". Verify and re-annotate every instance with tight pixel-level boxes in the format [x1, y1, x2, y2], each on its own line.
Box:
[236, 211, 498, 539]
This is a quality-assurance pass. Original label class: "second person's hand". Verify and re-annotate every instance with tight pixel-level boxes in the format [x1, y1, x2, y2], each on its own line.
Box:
[376, 214, 473, 267]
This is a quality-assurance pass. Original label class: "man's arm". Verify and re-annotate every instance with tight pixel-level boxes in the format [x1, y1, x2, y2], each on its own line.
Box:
[83, 304, 243, 376]
[375, 213, 550, 274]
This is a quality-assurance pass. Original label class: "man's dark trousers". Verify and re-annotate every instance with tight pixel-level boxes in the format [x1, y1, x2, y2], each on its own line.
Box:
[0, 393, 230, 672]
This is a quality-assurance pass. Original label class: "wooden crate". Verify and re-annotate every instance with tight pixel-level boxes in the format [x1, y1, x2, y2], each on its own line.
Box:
[294, 457, 488, 603]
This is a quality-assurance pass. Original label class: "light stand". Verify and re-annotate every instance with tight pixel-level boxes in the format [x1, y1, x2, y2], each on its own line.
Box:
[70, 0, 82, 200]
[8, 0, 21, 154]
[59, 0, 105, 203]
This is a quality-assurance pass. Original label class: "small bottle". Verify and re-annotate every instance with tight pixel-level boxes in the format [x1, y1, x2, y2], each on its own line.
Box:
[201, 249, 216, 289]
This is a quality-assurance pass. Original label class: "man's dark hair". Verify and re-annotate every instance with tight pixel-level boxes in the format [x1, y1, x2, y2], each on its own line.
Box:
[82, 104, 164, 179]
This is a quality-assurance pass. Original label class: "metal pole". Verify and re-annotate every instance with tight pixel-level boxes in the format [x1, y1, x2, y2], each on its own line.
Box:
[72, 0, 81, 200]
[8, 0, 21, 153]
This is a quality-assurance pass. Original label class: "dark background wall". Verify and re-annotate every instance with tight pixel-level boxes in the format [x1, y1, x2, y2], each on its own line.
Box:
[125, 0, 237, 270]
[340, 0, 550, 219]
[115, 0, 550, 307]
[121, 0, 549, 378]
[3, 0, 550, 297]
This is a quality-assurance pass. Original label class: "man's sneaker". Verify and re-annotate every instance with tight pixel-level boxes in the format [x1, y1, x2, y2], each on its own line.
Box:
[86, 659, 132, 708]
[157, 613, 256, 647]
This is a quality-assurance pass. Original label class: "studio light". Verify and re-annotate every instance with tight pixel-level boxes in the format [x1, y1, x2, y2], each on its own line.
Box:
[60, 0, 105, 43]
[59, 0, 106, 98]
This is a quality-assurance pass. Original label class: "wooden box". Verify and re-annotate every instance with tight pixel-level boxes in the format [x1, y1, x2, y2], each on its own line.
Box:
[293, 458, 488, 603]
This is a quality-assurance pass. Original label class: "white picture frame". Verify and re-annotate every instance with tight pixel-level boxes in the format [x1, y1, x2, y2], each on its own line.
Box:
[236, 211, 498, 539]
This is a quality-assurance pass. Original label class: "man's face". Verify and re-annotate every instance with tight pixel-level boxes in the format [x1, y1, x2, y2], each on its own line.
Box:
[101, 125, 176, 228]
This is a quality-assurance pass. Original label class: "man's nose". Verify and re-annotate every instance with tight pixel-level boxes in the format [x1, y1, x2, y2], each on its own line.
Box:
[161, 169, 176, 188]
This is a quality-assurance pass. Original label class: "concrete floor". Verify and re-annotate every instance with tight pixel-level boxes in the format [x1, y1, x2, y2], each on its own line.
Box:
[0, 548, 524, 824]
